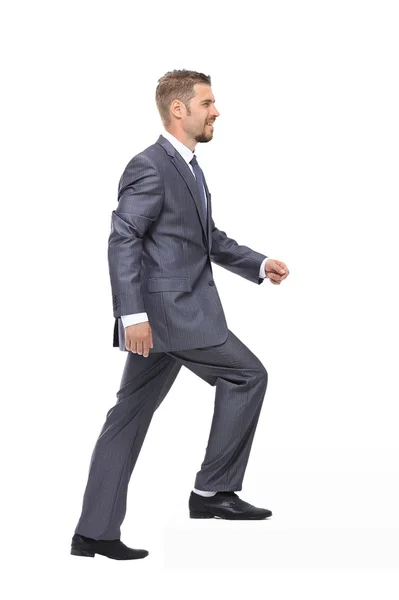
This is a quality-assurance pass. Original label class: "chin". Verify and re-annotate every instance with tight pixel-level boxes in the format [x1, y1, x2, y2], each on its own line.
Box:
[195, 133, 213, 143]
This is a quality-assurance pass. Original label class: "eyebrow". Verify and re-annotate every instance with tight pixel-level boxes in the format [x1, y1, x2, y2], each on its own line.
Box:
[201, 99, 215, 104]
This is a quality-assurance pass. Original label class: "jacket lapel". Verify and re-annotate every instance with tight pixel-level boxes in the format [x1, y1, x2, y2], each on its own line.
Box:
[202, 176, 212, 253]
[157, 135, 209, 244]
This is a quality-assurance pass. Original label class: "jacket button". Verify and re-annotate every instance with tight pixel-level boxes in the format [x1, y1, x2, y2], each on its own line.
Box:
[208, 280, 215, 286]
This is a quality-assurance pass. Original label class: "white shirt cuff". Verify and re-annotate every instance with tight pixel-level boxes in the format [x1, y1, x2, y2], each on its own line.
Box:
[259, 257, 268, 278]
[121, 313, 149, 327]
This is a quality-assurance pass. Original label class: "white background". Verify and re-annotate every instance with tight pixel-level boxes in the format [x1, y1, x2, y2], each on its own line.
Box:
[1, 0, 398, 596]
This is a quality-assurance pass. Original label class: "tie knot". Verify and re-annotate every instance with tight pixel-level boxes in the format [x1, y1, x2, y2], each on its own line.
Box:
[190, 154, 198, 166]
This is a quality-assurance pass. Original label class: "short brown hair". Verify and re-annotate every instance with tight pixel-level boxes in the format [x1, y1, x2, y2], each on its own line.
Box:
[155, 69, 212, 127]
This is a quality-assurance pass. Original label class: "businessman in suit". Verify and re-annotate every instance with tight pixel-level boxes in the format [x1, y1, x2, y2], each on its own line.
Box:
[71, 69, 289, 560]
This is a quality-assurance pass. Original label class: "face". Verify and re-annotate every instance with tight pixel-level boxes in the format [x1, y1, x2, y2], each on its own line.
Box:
[186, 84, 220, 143]
[170, 83, 220, 147]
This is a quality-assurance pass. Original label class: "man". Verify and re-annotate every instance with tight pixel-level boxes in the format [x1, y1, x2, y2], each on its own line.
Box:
[71, 69, 289, 560]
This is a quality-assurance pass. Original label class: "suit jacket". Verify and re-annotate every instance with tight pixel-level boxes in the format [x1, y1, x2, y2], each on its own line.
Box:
[108, 134, 267, 353]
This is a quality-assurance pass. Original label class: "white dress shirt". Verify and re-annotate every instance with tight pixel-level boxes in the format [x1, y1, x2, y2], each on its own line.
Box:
[120, 130, 268, 327]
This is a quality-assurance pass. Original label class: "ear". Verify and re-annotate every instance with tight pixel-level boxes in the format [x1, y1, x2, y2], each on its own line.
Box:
[171, 99, 184, 119]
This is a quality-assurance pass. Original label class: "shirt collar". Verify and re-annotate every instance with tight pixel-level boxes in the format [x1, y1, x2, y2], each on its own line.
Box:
[162, 129, 195, 166]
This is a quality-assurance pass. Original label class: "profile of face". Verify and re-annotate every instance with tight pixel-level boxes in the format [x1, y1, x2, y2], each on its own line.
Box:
[171, 83, 220, 145]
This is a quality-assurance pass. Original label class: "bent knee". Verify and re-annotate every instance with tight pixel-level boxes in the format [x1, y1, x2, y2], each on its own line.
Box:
[254, 361, 268, 386]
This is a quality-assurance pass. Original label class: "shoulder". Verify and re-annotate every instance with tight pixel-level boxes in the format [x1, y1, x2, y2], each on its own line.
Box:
[122, 144, 165, 176]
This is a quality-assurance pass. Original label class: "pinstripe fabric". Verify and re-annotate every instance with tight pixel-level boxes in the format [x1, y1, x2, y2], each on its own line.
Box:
[108, 134, 268, 353]
[73, 135, 270, 540]
[74, 329, 268, 540]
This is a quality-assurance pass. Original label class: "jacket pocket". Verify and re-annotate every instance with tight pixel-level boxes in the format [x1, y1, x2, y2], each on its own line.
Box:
[147, 277, 192, 293]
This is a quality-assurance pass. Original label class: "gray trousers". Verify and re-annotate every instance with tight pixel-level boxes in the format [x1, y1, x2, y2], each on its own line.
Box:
[74, 329, 268, 540]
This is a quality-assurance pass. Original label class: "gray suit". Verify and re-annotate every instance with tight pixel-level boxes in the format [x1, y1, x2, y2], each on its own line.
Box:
[74, 134, 269, 540]
[110, 134, 267, 353]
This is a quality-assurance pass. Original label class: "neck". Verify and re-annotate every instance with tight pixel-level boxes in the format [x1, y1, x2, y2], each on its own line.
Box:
[164, 128, 196, 152]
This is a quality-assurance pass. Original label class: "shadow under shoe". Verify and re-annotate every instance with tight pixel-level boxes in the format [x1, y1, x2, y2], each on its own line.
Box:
[189, 491, 272, 520]
[71, 533, 149, 560]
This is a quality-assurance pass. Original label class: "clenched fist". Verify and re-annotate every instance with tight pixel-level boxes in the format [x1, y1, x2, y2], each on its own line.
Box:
[265, 259, 290, 285]
[125, 321, 153, 357]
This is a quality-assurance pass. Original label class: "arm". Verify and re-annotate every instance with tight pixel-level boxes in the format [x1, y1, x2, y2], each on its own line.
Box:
[108, 153, 164, 317]
[210, 217, 268, 285]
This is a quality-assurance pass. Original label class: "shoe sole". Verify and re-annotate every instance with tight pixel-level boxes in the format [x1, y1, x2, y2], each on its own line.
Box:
[70, 548, 149, 559]
[71, 548, 95, 557]
[190, 510, 272, 520]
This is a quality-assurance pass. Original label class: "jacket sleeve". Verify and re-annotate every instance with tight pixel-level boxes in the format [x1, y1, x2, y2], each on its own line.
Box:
[108, 153, 164, 317]
[210, 217, 268, 285]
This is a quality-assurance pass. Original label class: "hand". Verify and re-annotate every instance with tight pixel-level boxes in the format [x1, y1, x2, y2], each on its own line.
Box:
[265, 259, 289, 285]
[125, 321, 153, 357]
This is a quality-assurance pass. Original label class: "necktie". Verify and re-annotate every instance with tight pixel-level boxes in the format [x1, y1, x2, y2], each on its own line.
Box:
[190, 154, 207, 226]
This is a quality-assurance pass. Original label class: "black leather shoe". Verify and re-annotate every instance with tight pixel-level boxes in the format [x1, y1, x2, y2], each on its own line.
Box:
[189, 491, 272, 520]
[71, 533, 149, 560]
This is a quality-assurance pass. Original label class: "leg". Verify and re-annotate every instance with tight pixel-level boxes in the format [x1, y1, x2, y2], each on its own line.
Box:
[74, 351, 181, 540]
[166, 329, 268, 492]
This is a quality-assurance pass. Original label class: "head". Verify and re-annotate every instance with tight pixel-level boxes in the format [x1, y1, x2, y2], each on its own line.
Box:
[155, 69, 220, 151]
